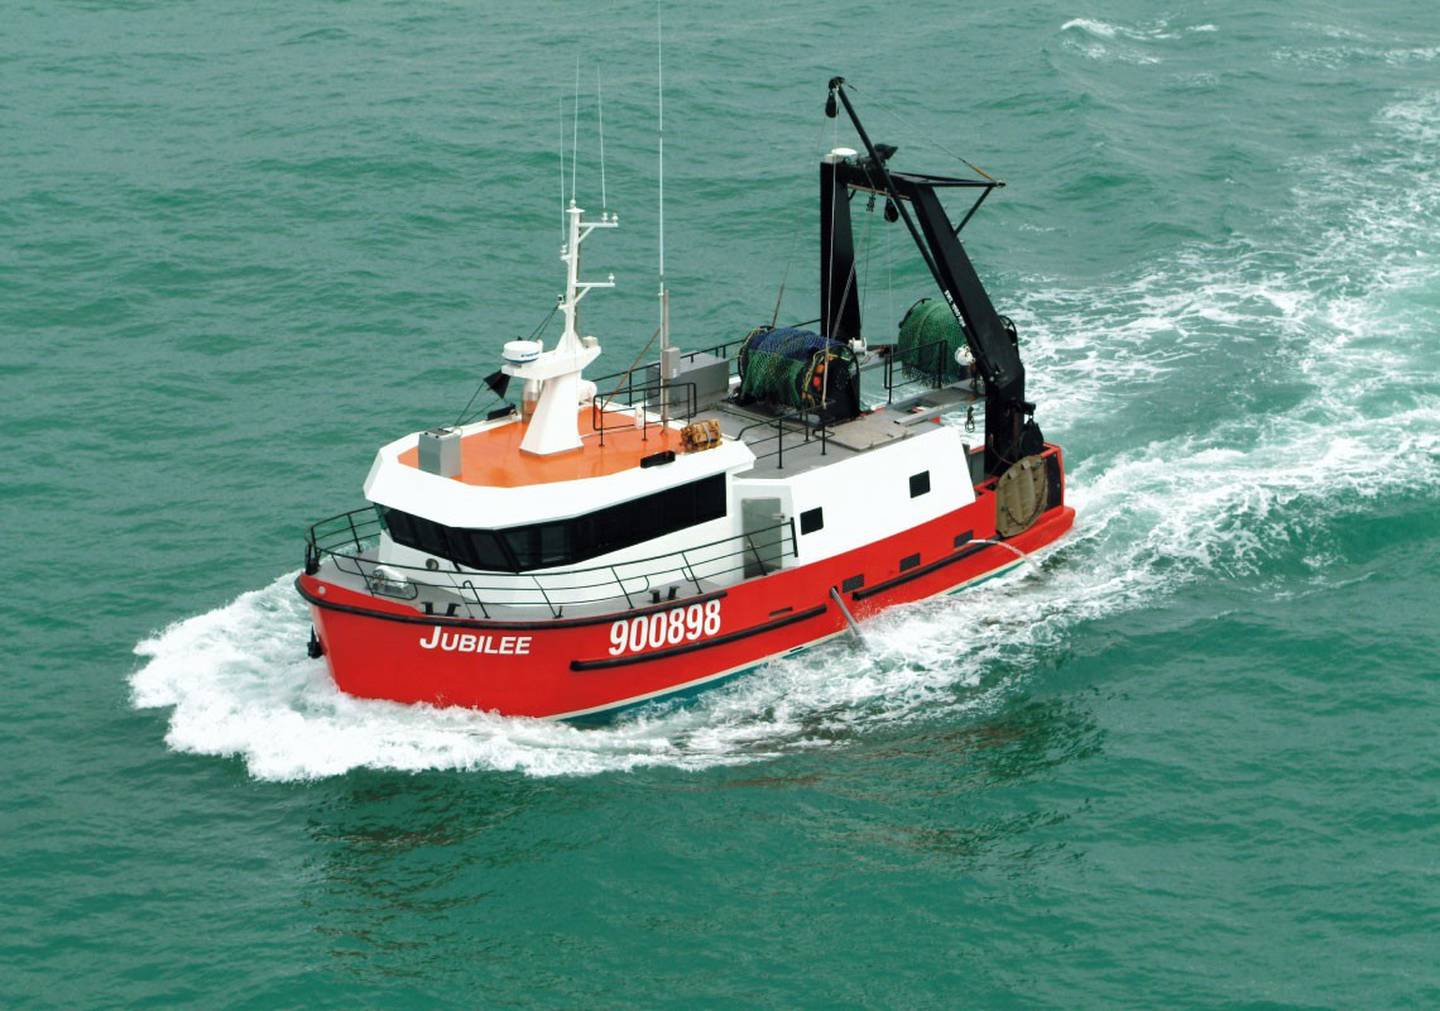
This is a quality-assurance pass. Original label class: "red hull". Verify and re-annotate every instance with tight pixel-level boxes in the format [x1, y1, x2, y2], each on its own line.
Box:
[302, 479, 1075, 720]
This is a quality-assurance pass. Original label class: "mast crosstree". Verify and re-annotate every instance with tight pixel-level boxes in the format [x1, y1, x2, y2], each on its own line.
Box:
[503, 200, 617, 456]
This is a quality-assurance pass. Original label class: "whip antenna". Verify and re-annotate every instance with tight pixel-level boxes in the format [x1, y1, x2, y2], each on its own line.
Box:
[597, 67, 608, 212]
[557, 98, 566, 244]
[657, 6, 665, 289]
[571, 54, 580, 202]
[657, 4, 671, 423]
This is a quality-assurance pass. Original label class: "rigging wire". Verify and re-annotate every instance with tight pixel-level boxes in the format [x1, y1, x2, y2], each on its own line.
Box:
[820, 115, 839, 409]
[858, 194, 875, 323]
[453, 305, 558, 426]
[885, 207, 895, 334]
[769, 112, 832, 328]
[597, 324, 664, 417]
[856, 87, 1000, 182]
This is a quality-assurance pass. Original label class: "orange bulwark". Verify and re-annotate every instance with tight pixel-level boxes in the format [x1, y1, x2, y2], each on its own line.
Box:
[396, 410, 681, 488]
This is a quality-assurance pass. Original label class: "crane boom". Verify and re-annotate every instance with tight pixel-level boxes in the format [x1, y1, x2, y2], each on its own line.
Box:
[820, 78, 1045, 476]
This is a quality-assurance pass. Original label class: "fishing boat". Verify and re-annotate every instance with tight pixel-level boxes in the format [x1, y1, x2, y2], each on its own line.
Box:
[296, 78, 1074, 720]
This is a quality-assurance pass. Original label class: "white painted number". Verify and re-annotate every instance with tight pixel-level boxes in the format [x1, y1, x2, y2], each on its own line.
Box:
[607, 600, 722, 656]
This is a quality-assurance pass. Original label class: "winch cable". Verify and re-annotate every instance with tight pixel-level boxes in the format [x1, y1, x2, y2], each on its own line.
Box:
[858, 87, 999, 184]
[885, 211, 896, 337]
[827, 539, 1038, 650]
[841, 85, 974, 341]
[771, 113, 834, 328]
[857, 195, 875, 322]
[968, 537, 1037, 568]
[597, 323, 664, 420]
[821, 150, 839, 410]
[453, 304, 558, 427]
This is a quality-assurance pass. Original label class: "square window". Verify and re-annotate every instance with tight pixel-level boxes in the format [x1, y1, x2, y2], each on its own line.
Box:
[800, 507, 825, 535]
[909, 471, 931, 497]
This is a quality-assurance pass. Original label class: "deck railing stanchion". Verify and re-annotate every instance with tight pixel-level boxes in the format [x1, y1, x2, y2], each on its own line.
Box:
[679, 548, 703, 595]
[610, 566, 634, 609]
[461, 581, 491, 619]
[532, 575, 559, 618]
[746, 533, 767, 575]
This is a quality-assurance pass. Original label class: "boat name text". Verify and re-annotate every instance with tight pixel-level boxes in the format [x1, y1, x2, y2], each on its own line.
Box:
[418, 628, 532, 655]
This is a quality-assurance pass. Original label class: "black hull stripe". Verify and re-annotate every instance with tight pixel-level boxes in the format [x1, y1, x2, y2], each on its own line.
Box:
[570, 603, 829, 672]
[850, 543, 989, 601]
[296, 577, 729, 631]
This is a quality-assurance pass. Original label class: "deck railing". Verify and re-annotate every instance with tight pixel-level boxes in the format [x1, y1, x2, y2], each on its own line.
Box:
[304, 508, 797, 620]
[881, 337, 955, 403]
[586, 370, 699, 447]
[733, 407, 833, 471]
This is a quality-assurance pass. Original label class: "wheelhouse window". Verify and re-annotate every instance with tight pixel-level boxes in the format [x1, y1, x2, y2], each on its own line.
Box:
[378, 474, 727, 572]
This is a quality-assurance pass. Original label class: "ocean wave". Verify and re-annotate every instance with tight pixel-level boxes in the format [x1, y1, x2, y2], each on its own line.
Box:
[1060, 18, 1184, 42]
[1057, 17, 1219, 66]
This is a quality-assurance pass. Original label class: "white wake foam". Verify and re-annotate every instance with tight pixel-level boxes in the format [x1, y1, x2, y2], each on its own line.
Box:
[131, 93, 1440, 780]
[129, 568, 1039, 780]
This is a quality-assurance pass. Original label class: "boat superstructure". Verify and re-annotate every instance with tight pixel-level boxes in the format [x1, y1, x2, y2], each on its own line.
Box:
[297, 79, 1074, 720]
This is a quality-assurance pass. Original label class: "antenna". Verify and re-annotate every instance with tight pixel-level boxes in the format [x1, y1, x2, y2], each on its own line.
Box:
[597, 68, 608, 212]
[657, 3, 670, 423]
[558, 97, 566, 245]
[571, 55, 580, 203]
[657, 6, 665, 287]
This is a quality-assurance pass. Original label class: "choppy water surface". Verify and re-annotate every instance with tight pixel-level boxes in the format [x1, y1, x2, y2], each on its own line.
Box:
[5, 1, 1438, 1005]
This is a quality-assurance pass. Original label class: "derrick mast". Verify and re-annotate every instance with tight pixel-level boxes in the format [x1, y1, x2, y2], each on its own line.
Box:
[819, 78, 1045, 476]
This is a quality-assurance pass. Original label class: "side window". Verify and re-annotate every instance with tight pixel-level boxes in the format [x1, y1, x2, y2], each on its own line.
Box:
[695, 474, 727, 523]
[377, 474, 728, 573]
[909, 471, 931, 498]
[800, 507, 824, 534]
[457, 529, 510, 570]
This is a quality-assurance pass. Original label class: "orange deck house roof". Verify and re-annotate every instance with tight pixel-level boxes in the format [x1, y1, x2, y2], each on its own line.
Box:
[397, 410, 681, 488]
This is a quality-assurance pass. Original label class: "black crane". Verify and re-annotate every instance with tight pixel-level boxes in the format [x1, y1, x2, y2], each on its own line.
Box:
[819, 77, 1046, 477]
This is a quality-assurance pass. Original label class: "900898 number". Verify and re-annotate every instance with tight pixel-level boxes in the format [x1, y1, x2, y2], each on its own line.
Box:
[608, 600, 722, 656]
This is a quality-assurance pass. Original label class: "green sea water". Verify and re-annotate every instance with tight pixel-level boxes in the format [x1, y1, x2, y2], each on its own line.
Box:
[4, 0, 1439, 1005]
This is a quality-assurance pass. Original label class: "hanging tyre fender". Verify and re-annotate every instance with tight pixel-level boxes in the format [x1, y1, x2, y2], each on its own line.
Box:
[995, 454, 1048, 537]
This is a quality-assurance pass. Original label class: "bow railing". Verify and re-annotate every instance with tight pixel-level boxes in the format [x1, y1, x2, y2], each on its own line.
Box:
[304, 508, 796, 620]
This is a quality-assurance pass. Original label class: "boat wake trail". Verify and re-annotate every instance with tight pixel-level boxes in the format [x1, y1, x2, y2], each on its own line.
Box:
[128, 569, 1045, 780]
[130, 93, 1440, 780]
